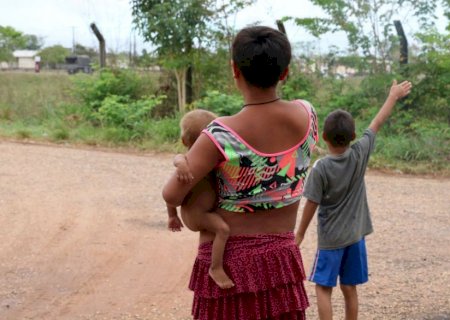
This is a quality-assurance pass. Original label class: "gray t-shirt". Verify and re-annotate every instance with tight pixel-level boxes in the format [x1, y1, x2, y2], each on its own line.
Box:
[303, 129, 376, 249]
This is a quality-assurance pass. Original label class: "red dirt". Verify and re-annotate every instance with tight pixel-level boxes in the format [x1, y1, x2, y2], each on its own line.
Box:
[0, 141, 449, 320]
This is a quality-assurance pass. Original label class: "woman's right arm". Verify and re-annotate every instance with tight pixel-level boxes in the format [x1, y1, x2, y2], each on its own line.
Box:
[162, 133, 222, 207]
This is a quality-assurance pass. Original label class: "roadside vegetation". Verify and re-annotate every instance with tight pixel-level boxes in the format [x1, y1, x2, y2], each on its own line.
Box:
[0, 0, 449, 175]
[0, 52, 448, 175]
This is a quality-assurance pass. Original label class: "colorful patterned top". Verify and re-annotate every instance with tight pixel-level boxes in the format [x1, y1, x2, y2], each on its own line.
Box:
[202, 100, 319, 213]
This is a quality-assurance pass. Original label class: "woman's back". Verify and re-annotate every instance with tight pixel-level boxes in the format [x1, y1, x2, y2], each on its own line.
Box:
[202, 99, 317, 238]
[220, 100, 310, 154]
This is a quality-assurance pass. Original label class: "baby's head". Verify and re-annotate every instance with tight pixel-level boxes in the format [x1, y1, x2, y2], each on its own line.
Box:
[323, 109, 356, 148]
[180, 109, 217, 148]
[232, 26, 291, 88]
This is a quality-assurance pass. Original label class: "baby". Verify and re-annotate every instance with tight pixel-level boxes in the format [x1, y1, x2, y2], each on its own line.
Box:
[165, 109, 234, 289]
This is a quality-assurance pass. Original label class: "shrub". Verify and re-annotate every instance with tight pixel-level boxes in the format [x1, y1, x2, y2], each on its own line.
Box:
[281, 73, 314, 101]
[95, 94, 166, 130]
[193, 90, 242, 116]
[148, 116, 181, 143]
[72, 68, 158, 111]
[52, 128, 70, 141]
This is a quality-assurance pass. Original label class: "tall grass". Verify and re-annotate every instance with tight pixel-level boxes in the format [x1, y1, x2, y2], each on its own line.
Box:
[0, 71, 180, 149]
[0, 71, 448, 175]
[0, 71, 74, 121]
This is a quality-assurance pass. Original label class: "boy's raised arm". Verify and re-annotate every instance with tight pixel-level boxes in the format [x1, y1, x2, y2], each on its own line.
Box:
[369, 80, 412, 133]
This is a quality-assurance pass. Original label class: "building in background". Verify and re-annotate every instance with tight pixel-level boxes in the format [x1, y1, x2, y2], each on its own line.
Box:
[13, 50, 38, 69]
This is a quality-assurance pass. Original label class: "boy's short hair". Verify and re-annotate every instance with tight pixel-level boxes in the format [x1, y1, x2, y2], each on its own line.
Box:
[323, 109, 355, 147]
[232, 26, 291, 88]
[180, 109, 217, 147]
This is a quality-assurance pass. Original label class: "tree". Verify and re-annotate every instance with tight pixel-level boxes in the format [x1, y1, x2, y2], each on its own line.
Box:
[287, 0, 441, 73]
[0, 26, 25, 61]
[132, 0, 212, 112]
[444, 0, 450, 30]
[74, 44, 98, 58]
[409, 28, 450, 121]
[131, 0, 254, 113]
[136, 49, 157, 68]
[23, 34, 44, 50]
[38, 45, 70, 69]
[0, 26, 43, 61]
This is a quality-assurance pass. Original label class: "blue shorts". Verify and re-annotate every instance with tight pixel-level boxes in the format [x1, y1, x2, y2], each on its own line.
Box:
[309, 238, 368, 287]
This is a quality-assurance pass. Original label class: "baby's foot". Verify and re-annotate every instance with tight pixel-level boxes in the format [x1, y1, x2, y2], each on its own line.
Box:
[209, 267, 234, 289]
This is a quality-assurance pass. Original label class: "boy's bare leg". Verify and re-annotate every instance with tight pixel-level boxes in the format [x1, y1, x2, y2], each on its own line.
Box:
[200, 212, 234, 289]
[316, 285, 333, 320]
[340, 284, 358, 320]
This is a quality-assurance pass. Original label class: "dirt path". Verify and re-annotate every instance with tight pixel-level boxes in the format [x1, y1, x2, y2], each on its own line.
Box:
[0, 141, 449, 320]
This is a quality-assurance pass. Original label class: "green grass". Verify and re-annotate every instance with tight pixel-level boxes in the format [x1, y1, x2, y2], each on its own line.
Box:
[0, 70, 177, 148]
[0, 71, 75, 120]
[0, 71, 448, 176]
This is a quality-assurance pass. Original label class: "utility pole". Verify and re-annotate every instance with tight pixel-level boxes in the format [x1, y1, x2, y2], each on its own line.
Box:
[133, 33, 137, 67]
[129, 31, 133, 67]
[71, 26, 77, 53]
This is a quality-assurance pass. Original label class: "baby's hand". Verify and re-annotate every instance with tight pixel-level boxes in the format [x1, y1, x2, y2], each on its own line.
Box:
[389, 80, 412, 100]
[176, 161, 194, 184]
[168, 216, 184, 232]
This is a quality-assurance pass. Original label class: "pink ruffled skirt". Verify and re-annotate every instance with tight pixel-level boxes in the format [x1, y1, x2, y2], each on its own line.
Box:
[189, 232, 309, 320]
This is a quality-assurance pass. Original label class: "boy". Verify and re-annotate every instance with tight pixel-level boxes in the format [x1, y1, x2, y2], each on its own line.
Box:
[295, 80, 412, 320]
[166, 109, 234, 289]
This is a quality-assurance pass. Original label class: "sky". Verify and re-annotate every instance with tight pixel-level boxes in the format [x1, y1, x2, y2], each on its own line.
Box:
[0, 0, 448, 55]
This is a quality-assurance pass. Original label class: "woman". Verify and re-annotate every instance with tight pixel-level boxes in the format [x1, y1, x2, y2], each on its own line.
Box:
[163, 26, 318, 320]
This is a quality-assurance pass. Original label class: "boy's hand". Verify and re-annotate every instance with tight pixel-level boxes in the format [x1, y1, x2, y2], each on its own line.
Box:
[389, 80, 412, 100]
[168, 215, 184, 232]
[369, 79, 413, 133]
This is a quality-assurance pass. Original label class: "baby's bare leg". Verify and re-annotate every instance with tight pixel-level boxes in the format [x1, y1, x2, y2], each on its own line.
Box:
[199, 213, 234, 289]
[180, 178, 233, 288]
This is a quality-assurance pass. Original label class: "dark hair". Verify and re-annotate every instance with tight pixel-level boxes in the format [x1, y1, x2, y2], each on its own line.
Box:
[232, 26, 291, 88]
[323, 109, 355, 147]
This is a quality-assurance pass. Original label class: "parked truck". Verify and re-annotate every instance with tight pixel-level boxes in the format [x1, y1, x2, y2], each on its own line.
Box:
[65, 55, 92, 74]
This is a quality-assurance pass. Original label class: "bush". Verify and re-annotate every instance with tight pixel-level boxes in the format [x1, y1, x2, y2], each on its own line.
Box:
[372, 118, 449, 173]
[407, 55, 450, 122]
[95, 95, 166, 130]
[72, 68, 158, 111]
[193, 90, 243, 116]
[281, 73, 314, 101]
[148, 116, 181, 143]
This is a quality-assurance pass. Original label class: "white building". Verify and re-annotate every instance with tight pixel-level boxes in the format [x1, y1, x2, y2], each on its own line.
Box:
[13, 50, 38, 69]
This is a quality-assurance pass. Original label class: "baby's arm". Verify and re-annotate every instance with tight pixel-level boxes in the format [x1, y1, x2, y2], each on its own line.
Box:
[295, 199, 318, 246]
[167, 204, 184, 232]
[173, 154, 194, 184]
[369, 80, 412, 133]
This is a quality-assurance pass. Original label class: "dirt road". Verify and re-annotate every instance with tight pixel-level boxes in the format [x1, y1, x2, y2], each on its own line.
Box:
[0, 141, 449, 320]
